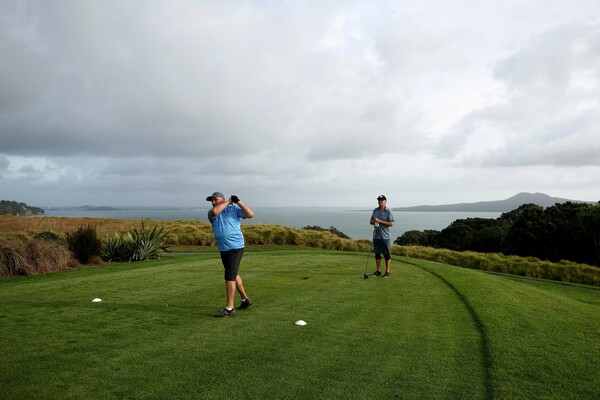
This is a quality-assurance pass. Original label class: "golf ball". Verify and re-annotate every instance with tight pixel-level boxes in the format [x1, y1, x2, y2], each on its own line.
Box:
[91, 298, 102, 303]
[295, 320, 307, 326]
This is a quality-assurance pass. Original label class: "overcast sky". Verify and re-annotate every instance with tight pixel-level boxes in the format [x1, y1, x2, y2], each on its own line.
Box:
[1, 0, 599, 208]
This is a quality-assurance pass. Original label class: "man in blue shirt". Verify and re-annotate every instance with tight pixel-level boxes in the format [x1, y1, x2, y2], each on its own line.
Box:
[370, 195, 395, 278]
[207, 191, 255, 317]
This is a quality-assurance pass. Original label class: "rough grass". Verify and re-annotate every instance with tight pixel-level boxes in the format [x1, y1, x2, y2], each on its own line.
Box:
[394, 246, 600, 287]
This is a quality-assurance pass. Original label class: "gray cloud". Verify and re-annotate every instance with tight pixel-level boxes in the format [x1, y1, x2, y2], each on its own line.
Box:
[1, 1, 600, 207]
[0, 154, 9, 170]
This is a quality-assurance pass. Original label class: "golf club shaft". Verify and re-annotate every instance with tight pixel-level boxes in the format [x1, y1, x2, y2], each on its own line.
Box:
[363, 224, 377, 278]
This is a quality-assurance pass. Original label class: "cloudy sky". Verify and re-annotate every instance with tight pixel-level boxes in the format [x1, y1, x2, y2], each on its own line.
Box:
[2, 0, 599, 208]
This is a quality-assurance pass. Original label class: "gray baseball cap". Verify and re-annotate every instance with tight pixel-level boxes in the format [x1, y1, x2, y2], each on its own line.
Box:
[206, 191, 225, 201]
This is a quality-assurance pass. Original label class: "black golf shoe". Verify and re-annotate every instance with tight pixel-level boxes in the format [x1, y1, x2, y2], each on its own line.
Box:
[213, 308, 236, 318]
[371, 271, 382, 277]
[238, 298, 253, 310]
[383, 272, 390, 278]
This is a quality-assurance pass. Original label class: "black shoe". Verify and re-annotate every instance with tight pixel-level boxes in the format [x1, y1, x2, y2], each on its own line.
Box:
[383, 272, 390, 278]
[371, 271, 382, 277]
[238, 298, 253, 310]
[213, 308, 236, 318]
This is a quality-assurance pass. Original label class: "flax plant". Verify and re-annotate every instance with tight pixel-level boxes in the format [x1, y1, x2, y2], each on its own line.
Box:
[101, 221, 169, 262]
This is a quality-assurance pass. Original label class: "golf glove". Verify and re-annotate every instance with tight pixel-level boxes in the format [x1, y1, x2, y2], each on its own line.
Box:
[231, 195, 240, 204]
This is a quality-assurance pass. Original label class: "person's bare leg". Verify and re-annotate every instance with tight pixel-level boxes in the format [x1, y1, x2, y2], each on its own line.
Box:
[375, 258, 382, 273]
[236, 275, 248, 300]
[225, 280, 236, 309]
[385, 259, 391, 275]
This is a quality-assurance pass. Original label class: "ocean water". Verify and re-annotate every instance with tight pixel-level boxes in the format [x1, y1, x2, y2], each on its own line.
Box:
[44, 207, 501, 240]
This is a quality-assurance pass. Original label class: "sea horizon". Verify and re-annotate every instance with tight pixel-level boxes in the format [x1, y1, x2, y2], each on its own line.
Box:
[43, 206, 502, 240]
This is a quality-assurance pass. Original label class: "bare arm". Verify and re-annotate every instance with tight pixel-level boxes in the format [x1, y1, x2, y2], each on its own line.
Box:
[209, 199, 232, 219]
[212, 195, 254, 219]
[237, 200, 254, 219]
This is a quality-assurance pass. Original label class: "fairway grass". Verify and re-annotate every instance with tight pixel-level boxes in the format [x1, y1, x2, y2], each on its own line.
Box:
[1, 249, 599, 399]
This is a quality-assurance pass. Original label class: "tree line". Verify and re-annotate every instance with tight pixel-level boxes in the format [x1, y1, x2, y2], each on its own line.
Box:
[395, 202, 600, 267]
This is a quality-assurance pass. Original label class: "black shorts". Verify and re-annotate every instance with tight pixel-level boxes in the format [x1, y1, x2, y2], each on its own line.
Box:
[373, 239, 391, 260]
[220, 248, 244, 281]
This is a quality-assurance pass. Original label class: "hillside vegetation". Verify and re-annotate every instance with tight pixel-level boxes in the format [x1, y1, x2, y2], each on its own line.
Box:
[396, 202, 600, 267]
[0, 200, 44, 216]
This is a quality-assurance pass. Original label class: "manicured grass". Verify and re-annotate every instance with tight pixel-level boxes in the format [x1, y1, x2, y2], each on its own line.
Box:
[1, 249, 599, 399]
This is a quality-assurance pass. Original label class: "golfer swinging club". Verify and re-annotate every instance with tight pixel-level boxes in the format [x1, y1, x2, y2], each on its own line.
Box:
[370, 195, 395, 278]
[206, 191, 255, 317]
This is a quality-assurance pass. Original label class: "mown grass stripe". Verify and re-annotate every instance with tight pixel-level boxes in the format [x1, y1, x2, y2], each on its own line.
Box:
[403, 258, 494, 400]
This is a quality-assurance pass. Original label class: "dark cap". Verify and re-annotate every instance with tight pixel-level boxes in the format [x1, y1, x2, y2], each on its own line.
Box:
[206, 191, 225, 201]
[377, 195, 387, 201]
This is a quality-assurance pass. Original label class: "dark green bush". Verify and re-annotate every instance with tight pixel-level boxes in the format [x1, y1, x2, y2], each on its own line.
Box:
[66, 225, 102, 264]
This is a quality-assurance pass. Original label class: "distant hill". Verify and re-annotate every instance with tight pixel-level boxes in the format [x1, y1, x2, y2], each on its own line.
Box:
[0, 200, 45, 216]
[392, 192, 593, 212]
[74, 205, 121, 211]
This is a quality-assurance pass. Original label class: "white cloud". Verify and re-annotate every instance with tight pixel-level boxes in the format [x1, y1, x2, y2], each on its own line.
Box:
[1, 0, 600, 207]
[437, 21, 600, 168]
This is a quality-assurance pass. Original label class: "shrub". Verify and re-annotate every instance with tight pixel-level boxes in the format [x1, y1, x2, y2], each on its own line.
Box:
[101, 221, 170, 262]
[66, 225, 102, 264]
[33, 231, 62, 241]
[0, 237, 75, 277]
[130, 221, 169, 261]
[101, 232, 134, 262]
[0, 244, 28, 276]
[357, 240, 373, 253]
[164, 223, 213, 246]
[241, 226, 264, 245]
[303, 225, 351, 239]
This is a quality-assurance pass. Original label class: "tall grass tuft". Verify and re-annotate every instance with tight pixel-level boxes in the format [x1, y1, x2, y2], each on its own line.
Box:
[0, 237, 75, 277]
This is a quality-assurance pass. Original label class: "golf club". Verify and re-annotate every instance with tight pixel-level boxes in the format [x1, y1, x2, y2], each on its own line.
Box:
[363, 223, 378, 279]
[363, 248, 371, 279]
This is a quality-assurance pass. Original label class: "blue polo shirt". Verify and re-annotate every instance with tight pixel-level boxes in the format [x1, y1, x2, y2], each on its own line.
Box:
[208, 204, 245, 251]
[371, 207, 395, 240]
